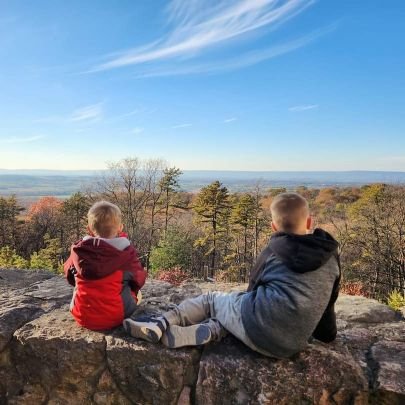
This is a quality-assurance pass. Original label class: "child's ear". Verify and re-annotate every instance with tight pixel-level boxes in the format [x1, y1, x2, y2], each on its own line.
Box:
[271, 221, 278, 232]
[87, 225, 95, 237]
[306, 216, 312, 231]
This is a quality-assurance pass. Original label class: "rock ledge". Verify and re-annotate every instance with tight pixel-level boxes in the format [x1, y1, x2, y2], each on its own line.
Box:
[1, 269, 404, 405]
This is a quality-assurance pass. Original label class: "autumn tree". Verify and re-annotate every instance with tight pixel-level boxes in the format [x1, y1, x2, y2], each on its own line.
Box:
[96, 157, 150, 248]
[95, 157, 176, 269]
[345, 184, 405, 299]
[25, 196, 63, 253]
[193, 181, 230, 275]
[143, 159, 168, 270]
[268, 187, 287, 197]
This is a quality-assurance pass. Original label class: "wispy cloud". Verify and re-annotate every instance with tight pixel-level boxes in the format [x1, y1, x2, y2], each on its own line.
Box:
[224, 117, 237, 123]
[289, 104, 319, 112]
[132, 127, 144, 135]
[0, 135, 46, 144]
[89, 0, 328, 76]
[70, 103, 103, 122]
[34, 103, 104, 125]
[172, 123, 192, 129]
[105, 107, 156, 123]
[133, 28, 333, 78]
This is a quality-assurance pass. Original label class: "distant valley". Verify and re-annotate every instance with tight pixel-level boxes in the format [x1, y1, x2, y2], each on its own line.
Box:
[0, 170, 405, 199]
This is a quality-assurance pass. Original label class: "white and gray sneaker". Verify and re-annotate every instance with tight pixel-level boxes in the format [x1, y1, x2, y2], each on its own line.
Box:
[123, 316, 168, 343]
[161, 324, 212, 348]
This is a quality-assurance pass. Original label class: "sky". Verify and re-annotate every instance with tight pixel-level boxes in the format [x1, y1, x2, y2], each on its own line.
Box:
[0, 0, 404, 171]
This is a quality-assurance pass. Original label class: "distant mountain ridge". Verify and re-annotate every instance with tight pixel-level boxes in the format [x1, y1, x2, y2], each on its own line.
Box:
[1, 168, 405, 180]
[0, 170, 404, 198]
[0, 169, 101, 176]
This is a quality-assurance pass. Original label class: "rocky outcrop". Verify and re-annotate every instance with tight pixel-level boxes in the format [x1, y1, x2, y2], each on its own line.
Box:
[0, 269, 404, 405]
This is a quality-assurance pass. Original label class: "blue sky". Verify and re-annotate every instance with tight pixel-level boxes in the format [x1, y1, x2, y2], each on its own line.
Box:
[0, 0, 404, 171]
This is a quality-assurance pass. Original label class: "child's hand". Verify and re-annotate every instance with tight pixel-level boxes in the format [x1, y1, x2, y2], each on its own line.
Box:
[136, 290, 142, 304]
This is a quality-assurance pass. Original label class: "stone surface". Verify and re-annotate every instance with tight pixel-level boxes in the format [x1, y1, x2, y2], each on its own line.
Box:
[335, 295, 401, 326]
[370, 340, 405, 404]
[0, 269, 71, 352]
[106, 331, 200, 405]
[195, 336, 368, 405]
[1, 269, 405, 404]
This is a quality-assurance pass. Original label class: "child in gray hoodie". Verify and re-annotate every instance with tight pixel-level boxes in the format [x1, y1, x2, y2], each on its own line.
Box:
[123, 193, 340, 358]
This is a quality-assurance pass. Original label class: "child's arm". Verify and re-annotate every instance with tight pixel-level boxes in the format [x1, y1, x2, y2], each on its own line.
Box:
[312, 255, 341, 342]
[312, 303, 337, 342]
[124, 247, 147, 293]
[247, 245, 273, 291]
[63, 249, 76, 287]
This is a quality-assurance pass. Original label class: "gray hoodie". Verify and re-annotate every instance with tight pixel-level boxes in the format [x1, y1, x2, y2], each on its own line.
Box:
[241, 229, 340, 358]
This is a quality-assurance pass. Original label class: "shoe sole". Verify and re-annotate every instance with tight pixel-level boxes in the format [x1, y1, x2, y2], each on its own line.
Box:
[123, 319, 161, 343]
[161, 324, 211, 348]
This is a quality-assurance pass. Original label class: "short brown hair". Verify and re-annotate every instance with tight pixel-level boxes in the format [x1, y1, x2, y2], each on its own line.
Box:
[87, 201, 122, 238]
[270, 192, 309, 233]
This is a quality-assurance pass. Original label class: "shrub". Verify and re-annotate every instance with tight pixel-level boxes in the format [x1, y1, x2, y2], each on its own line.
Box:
[216, 266, 242, 283]
[149, 227, 195, 276]
[29, 234, 62, 273]
[387, 290, 405, 311]
[340, 281, 367, 297]
[0, 246, 29, 269]
[155, 267, 190, 286]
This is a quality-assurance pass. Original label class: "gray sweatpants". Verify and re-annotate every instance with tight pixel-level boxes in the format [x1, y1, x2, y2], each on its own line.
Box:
[163, 291, 274, 356]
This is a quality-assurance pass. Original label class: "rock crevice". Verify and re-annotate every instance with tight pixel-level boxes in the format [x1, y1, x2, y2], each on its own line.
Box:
[1, 269, 404, 405]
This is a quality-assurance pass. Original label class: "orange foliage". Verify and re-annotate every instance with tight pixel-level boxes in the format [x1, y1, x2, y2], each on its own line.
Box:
[340, 281, 368, 297]
[28, 196, 63, 220]
[155, 267, 190, 286]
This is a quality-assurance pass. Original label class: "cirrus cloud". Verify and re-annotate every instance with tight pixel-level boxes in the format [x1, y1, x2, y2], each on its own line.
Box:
[88, 0, 334, 76]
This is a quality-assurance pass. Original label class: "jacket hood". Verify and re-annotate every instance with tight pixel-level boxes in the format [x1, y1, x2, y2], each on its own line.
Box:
[71, 237, 137, 279]
[268, 228, 339, 273]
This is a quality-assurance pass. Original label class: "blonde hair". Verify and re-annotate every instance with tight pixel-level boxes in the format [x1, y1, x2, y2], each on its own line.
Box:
[270, 192, 309, 233]
[87, 201, 122, 238]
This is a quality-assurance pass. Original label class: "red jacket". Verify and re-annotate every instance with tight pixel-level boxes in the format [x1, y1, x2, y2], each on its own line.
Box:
[64, 237, 146, 330]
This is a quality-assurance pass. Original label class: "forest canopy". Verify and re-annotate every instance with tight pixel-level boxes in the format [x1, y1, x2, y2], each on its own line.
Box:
[0, 157, 404, 303]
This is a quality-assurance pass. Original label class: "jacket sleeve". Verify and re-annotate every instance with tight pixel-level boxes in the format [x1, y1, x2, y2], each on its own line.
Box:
[312, 303, 337, 342]
[63, 252, 76, 287]
[247, 245, 273, 292]
[124, 247, 147, 293]
[312, 253, 341, 343]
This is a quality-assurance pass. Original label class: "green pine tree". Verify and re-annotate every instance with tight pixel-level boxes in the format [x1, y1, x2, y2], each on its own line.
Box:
[159, 167, 182, 235]
[193, 181, 230, 275]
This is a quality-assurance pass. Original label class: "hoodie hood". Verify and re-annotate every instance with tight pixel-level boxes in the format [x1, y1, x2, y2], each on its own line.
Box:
[268, 228, 339, 273]
[82, 235, 130, 251]
[71, 237, 137, 280]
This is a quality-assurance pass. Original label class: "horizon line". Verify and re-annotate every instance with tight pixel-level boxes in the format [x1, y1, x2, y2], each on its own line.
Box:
[1, 169, 405, 174]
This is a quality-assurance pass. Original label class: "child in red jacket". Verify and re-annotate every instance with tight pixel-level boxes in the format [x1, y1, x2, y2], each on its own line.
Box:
[64, 200, 146, 330]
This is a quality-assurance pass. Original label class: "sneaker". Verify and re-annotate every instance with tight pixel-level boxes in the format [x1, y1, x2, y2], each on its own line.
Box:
[161, 324, 212, 348]
[123, 316, 167, 343]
